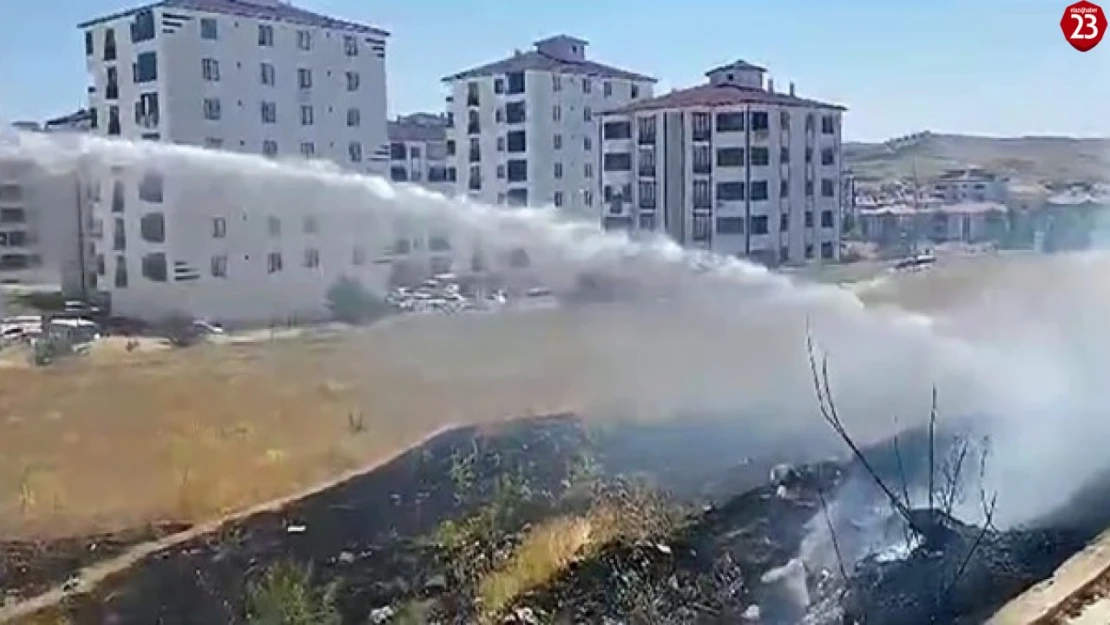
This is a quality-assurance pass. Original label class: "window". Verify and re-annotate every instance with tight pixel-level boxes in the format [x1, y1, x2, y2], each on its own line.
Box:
[261, 101, 276, 124]
[112, 218, 126, 250]
[716, 147, 744, 167]
[693, 180, 711, 208]
[304, 248, 320, 268]
[201, 58, 219, 81]
[554, 162, 563, 179]
[0, 208, 26, 223]
[211, 255, 228, 277]
[552, 75, 562, 91]
[749, 147, 770, 167]
[805, 147, 813, 164]
[507, 71, 525, 95]
[716, 217, 744, 235]
[821, 114, 836, 134]
[391, 166, 408, 182]
[553, 134, 562, 150]
[262, 140, 278, 157]
[584, 190, 593, 206]
[692, 213, 711, 241]
[469, 137, 481, 162]
[349, 142, 363, 163]
[780, 179, 790, 198]
[212, 217, 226, 238]
[267, 252, 283, 273]
[821, 178, 836, 197]
[821, 242, 834, 259]
[140, 213, 165, 242]
[637, 116, 656, 143]
[805, 180, 814, 197]
[85, 31, 93, 56]
[467, 110, 480, 134]
[297, 68, 312, 89]
[297, 30, 311, 50]
[346, 71, 359, 91]
[554, 192, 564, 207]
[496, 137, 505, 152]
[496, 165, 505, 179]
[603, 152, 632, 172]
[638, 181, 656, 209]
[344, 35, 358, 56]
[602, 121, 631, 140]
[506, 130, 526, 153]
[504, 101, 525, 124]
[750, 111, 769, 131]
[205, 137, 223, 149]
[494, 78, 505, 94]
[821, 210, 834, 228]
[583, 107, 592, 122]
[717, 182, 745, 201]
[780, 147, 790, 164]
[300, 142, 314, 157]
[103, 28, 117, 61]
[692, 112, 711, 140]
[750, 215, 769, 235]
[346, 108, 360, 127]
[584, 163, 593, 178]
[134, 51, 157, 83]
[466, 81, 479, 106]
[110, 180, 125, 213]
[468, 165, 481, 190]
[300, 105, 314, 126]
[552, 105, 561, 121]
[136, 92, 160, 127]
[200, 17, 218, 40]
[258, 24, 273, 46]
[506, 159, 527, 182]
[821, 148, 835, 166]
[603, 81, 612, 97]
[780, 110, 791, 129]
[638, 148, 655, 175]
[750, 180, 769, 201]
[138, 171, 163, 202]
[715, 112, 745, 132]
[805, 211, 814, 228]
[268, 216, 281, 236]
[141, 253, 167, 282]
[131, 10, 156, 42]
[780, 214, 790, 232]
[692, 145, 711, 173]
[582, 78, 592, 93]
[114, 255, 128, 287]
[260, 63, 275, 86]
[584, 136, 592, 151]
[495, 108, 504, 123]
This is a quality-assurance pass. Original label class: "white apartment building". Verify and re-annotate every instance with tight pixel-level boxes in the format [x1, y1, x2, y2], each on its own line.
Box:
[385, 112, 456, 282]
[599, 60, 846, 266]
[443, 35, 655, 218]
[79, 0, 393, 324]
[928, 167, 1008, 204]
[0, 118, 92, 295]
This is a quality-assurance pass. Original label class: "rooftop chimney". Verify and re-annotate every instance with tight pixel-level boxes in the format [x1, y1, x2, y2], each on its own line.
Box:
[789, 82, 796, 97]
[767, 78, 774, 93]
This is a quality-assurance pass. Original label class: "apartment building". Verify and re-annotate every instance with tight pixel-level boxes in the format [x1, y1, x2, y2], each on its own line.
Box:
[0, 120, 91, 294]
[79, 0, 394, 324]
[443, 35, 655, 219]
[928, 167, 1008, 204]
[598, 60, 846, 265]
[385, 112, 456, 282]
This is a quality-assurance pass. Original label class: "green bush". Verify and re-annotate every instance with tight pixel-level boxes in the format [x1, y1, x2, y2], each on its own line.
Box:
[325, 276, 390, 324]
[244, 561, 340, 625]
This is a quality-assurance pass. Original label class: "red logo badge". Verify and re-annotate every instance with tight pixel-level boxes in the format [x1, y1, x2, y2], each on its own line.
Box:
[1062, 1, 1107, 52]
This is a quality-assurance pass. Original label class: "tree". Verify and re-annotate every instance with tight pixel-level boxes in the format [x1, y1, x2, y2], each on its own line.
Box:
[325, 276, 390, 324]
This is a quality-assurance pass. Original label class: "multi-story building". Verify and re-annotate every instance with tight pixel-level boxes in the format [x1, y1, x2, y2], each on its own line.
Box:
[78, 0, 394, 324]
[0, 122, 88, 294]
[443, 35, 655, 219]
[598, 60, 846, 265]
[385, 112, 456, 282]
[928, 167, 1008, 204]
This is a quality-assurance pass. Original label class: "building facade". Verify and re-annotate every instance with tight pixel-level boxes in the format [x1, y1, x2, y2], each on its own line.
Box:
[442, 35, 655, 219]
[78, 0, 393, 324]
[385, 112, 457, 282]
[0, 120, 93, 294]
[598, 60, 846, 266]
[928, 168, 1008, 204]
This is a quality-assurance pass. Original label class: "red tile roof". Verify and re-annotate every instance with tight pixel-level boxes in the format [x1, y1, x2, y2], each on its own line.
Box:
[604, 83, 846, 115]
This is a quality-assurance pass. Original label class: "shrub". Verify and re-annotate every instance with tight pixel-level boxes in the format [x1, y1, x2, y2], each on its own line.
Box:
[244, 561, 340, 625]
[325, 276, 390, 324]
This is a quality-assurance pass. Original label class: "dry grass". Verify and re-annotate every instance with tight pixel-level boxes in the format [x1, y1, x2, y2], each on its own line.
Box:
[476, 486, 680, 620]
[0, 315, 602, 539]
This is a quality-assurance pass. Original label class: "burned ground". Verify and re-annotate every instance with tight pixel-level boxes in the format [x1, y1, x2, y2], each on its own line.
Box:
[9, 413, 1108, 625]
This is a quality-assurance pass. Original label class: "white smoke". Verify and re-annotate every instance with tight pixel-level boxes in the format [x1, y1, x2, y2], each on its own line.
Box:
[5, 131, 1110, 531]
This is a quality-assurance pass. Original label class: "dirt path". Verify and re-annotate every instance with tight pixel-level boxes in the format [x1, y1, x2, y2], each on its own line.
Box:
[0, 423, 460, 623]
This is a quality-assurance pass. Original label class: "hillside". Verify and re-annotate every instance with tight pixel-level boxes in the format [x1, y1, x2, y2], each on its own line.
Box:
[844, 132, 1110, 184]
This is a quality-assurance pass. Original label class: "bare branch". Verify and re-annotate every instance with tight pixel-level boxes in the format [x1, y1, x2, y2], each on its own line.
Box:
[940, 437, 970, 517]
[928, 387, 937, 513]
[817, 485, 849, 582]
[940, 491, 998, 604]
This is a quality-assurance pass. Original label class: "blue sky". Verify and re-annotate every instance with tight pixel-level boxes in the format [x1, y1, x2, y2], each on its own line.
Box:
[1, 0, 1107, 141]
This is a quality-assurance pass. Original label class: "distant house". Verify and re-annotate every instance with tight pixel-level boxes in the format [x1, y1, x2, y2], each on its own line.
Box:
[857, 201, 1008, 252]
[1037, 190, 1110, 252]
[928, 167, 1008, 204]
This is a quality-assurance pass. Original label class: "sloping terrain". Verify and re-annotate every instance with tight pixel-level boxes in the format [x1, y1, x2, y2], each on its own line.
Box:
[844, 133, 1110, 183]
